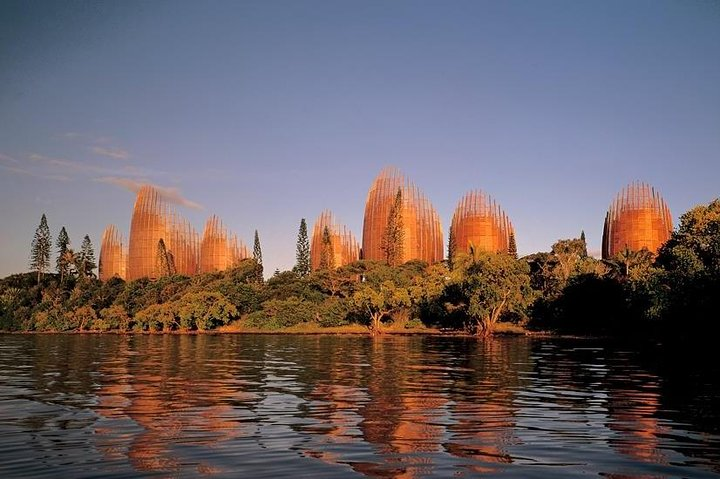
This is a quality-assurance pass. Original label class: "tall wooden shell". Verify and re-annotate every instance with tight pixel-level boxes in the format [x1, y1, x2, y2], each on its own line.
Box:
[362, 166, 443, 264]
[99, 224, 127, 280]
[310, 210, 360, 270]
[127, 185, 200, 280]
[451, 191, 514, 254]
[602, 181, 673, 259]
[199, 215, 249, 273]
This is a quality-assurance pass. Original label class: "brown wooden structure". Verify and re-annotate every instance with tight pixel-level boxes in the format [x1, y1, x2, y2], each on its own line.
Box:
[199, 215, 249, 273]
[362, 167, 443, 264]
[451, 191, 514, 254]
[127, 185, 200, 280]
[99, 224, 127, 281]
[310, 210, 360, 270]
[602, 181, 672, 259]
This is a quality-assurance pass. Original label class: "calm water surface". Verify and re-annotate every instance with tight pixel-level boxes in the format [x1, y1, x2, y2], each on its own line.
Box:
[0, 334, 719, 478]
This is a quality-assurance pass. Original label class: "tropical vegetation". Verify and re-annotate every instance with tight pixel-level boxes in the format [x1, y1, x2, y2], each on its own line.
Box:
[2, 199, 718, 338]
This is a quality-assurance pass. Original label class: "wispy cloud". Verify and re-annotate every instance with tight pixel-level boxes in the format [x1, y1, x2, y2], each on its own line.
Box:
[90, 146, 130, 160]
[96, 176, 203, 210]
[1, 164, 71, 181]
[0, 153, 19, 164]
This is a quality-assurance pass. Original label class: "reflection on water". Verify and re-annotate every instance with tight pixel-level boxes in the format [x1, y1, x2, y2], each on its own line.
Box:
[0, 334, 719, 478]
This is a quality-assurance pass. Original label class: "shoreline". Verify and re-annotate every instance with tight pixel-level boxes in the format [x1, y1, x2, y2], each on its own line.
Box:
[0, 328, 572, 339]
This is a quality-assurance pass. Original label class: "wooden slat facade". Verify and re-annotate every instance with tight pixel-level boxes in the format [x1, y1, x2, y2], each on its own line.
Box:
[451, 191, 514, 254]
[361, 166, 443, 264]
[602, 182, 673, 259]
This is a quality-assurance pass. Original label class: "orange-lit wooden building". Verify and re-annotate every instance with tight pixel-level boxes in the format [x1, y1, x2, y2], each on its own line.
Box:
[127, 185, 200, 280]
[310, 210, 360, 270]
[199, 215, 249, 273]
[362, 167, 443, 264]
[451, 191, 514, 255]
[99, 224, 127, 281]
[602, 182, 672, 259]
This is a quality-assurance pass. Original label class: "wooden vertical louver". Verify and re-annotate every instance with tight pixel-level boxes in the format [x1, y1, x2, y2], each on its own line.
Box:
[99, 224, 127, 280]
[361, 166, 443, 264]
[127, 185, 200, 280]
[602, 181, 673, 259]
[310, 210, 360, 270]
[199, 214, 249, 273]
[451, 191, 514, 254]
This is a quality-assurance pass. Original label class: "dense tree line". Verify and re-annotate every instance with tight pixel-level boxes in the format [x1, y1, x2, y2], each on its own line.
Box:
[2, 199, 718, 337]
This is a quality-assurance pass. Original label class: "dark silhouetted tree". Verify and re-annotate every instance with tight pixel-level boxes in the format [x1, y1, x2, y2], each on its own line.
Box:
[30, 213, 51, 284]
[77, 234, 97, 278]
[56, 226, 71, 283]
[447, 226, 457, 270]
[508, 232, 518, 259]
[155, 238, 176, 277]
[253, 230, 263, 283]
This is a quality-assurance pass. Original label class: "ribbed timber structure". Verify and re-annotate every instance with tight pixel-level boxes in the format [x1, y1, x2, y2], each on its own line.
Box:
[199, 215, 249, 273]
[310, 210, 360, 270]
[451, 191, 514, 254]
[127, 185, 200, 280]
[602, 182, 673, 259]
[99, 224, 127, 281]
[362, 167, 443, 264]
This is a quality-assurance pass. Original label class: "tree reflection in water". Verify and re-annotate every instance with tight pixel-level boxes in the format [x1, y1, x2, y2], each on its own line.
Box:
[1, 334, 719, 478]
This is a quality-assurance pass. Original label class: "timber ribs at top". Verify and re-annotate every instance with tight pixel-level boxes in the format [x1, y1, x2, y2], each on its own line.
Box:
[98, 167, 673, 281]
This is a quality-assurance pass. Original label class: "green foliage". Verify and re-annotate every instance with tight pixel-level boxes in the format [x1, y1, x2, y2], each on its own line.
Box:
[351, 279, 411, 333]
[293, 218, 311, 278]
[5, 198, 720, 339]
[447, 227, 457, 270]
[30, 213, 51, 284]
[653, 198, 720, 326]
[447, 251, 532, 336]
[508, 232, 518, 259]
[246, 297, 316, 330]
[176, 291, 238, 330]
[56, 226, 71, 282]
[253, 230, 264, 283]
[97, 304, 130, 331]
[318, 226, 334, 270]
[381, 188, 405, 266]
[77, 235, 97, 279]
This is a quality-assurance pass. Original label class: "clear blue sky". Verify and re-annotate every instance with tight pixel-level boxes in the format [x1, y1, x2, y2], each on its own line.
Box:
[1, 0, 718, 277]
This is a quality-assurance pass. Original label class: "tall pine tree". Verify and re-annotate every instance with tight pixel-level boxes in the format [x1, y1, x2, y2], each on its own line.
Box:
[30, 213, 51, 284]
[78, 235, 97, 279]
[447, 226, 457, 270]
[56, 226, 70, 283]
[318, 226, 335, 270]
[253, 230, 263, 283]
[381, 188, 404, 266]
[155, 238, 176, 277]
[580, 230, 588, 258]
[508, 232, 518, 259]
[293, 218, 310, 277]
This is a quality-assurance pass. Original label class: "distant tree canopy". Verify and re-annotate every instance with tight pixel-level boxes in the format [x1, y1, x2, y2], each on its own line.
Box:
[4, 198, 720, 339]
